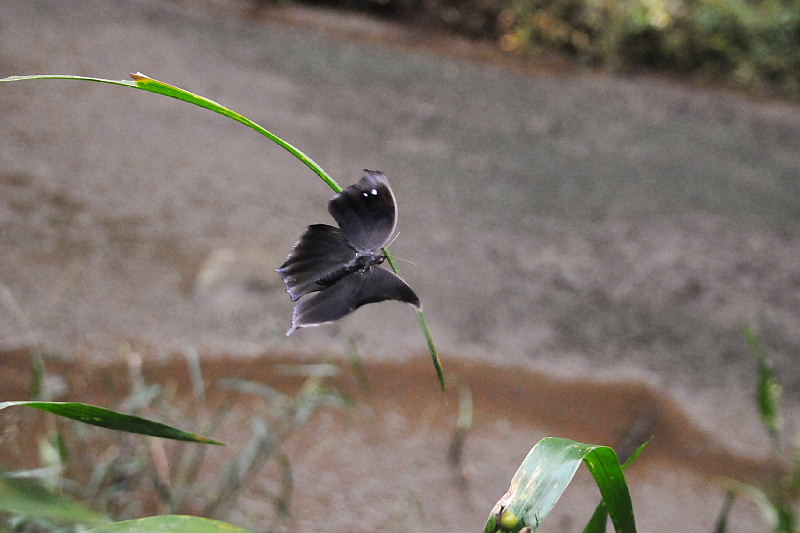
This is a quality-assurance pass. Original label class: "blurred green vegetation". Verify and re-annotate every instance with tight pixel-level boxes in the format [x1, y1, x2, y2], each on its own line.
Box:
[282, 0, 800, 97]
[501, 0, 800, 96]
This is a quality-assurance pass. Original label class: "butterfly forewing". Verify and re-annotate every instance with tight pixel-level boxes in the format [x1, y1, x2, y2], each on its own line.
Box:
[288, 267, 420, 334]
[328, 170, 397, 252]
[276, 224, 356, 301]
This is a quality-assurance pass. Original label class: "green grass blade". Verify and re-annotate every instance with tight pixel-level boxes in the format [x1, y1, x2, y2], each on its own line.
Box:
[583, 446, 636, 533]
[620, 440, 649, 469]
[0, 401, 223, 445]
[0, 475, 110, 527]
[725, 480, 780, 531]
[0, 73, 445, 390]
[743, 324, 783, 443]
[383, 250, 445, 391]
[583, 440, 650, 533]
[776, 502, 797, 533]
[0, 74, 338, 192]
[127, 73, 339, 192]
[584, 501, 610, 533]
[0, 74, 137, 88]
[713, 490, 736, 533]
[416, 308, 445, 392]
[86, 515, 252, 533]
[724, 478, 797, 533]
[485, 437, 636, 533]
[448, 385, 473, 465]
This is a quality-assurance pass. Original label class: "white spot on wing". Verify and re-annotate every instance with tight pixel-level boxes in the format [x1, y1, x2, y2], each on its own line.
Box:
[362, 192, 368, 197]
[371, 188, 378, 195]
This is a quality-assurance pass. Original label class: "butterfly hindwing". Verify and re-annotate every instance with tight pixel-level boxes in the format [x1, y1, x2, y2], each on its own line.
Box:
[288, 267, 420, 334]
[276, 224, 356, 301]
[355, 267, 420, 309]
[327, 170, 397, 253]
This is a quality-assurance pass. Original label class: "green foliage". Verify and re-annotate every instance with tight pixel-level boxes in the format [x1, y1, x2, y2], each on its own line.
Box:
[583, 441, 649, 533]
[485, 437, 637, 532]
[713, 490, 736, 533]
[502, 0, 800, 95]
[86, 514, 252, 533]
[714, 325, 798, 533]
[0, 475, 110, 529]
[744, 324, 783, 444]
[205, 367, 350, 521]
[0, 358, 347, 532]
[0, 402, 222, 445]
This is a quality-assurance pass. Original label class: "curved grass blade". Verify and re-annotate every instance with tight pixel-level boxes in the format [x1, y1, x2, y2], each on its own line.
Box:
[0, 74, 337, 192]
[0, 73, 445, 391]
[383, 251, 445, 391]
[723, 479, 785, 531]
[583, 440, 649, 533]
[0, 475, 110, 527]
[743, 324, 783, 443]
[713, 490, 736, 533]
[485, 437, 635, 533]
[86, 514, 252, 533]
[0, 401, 223, 445]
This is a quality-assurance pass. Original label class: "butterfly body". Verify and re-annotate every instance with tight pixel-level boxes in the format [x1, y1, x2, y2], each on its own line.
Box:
[277, 171, 420, 335]
[314, 253, 385, 288]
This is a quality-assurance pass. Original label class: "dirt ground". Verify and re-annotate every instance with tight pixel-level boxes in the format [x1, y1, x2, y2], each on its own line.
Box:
[1, 0, 799, 531]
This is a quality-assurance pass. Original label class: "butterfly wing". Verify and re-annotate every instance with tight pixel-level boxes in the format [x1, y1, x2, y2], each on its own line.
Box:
[276, 224, 356, 301]
[287, 267, 420, 335]
[328, 170, 397, 252]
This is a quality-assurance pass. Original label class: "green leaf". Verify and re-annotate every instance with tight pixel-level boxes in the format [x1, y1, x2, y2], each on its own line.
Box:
[743, 324, 783, 442]
[86, 515, 252, 533]
[0, 475, 109, 527]
[620, 440, 649, 470]
[583, 440, 650, 533]
[416, 303, 446, 392]
[0, 72, 445, 391]
[485, 437, 636, 533]
[725, 479, 779, 530]
[382, 251, 445, 391]
[584, 501, 611, 533]
[713, 490, 736, 533]
[732, 480, 796, 533]
[0, 401, 223, 445]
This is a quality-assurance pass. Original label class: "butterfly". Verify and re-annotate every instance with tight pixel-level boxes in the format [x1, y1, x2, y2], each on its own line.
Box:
[277, 170, 421, 335]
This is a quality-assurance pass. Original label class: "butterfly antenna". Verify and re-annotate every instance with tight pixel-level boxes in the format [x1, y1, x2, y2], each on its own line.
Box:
[394, 257, 417, 266]
[382, 233, 416, 265]
[385, 231, 401, 248]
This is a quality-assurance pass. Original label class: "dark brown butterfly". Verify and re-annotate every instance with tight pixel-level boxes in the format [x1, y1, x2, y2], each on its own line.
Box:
[276, 170, 420, 335]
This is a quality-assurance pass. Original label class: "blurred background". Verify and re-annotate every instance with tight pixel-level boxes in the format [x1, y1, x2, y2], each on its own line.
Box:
[1, 0, 798, 531]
